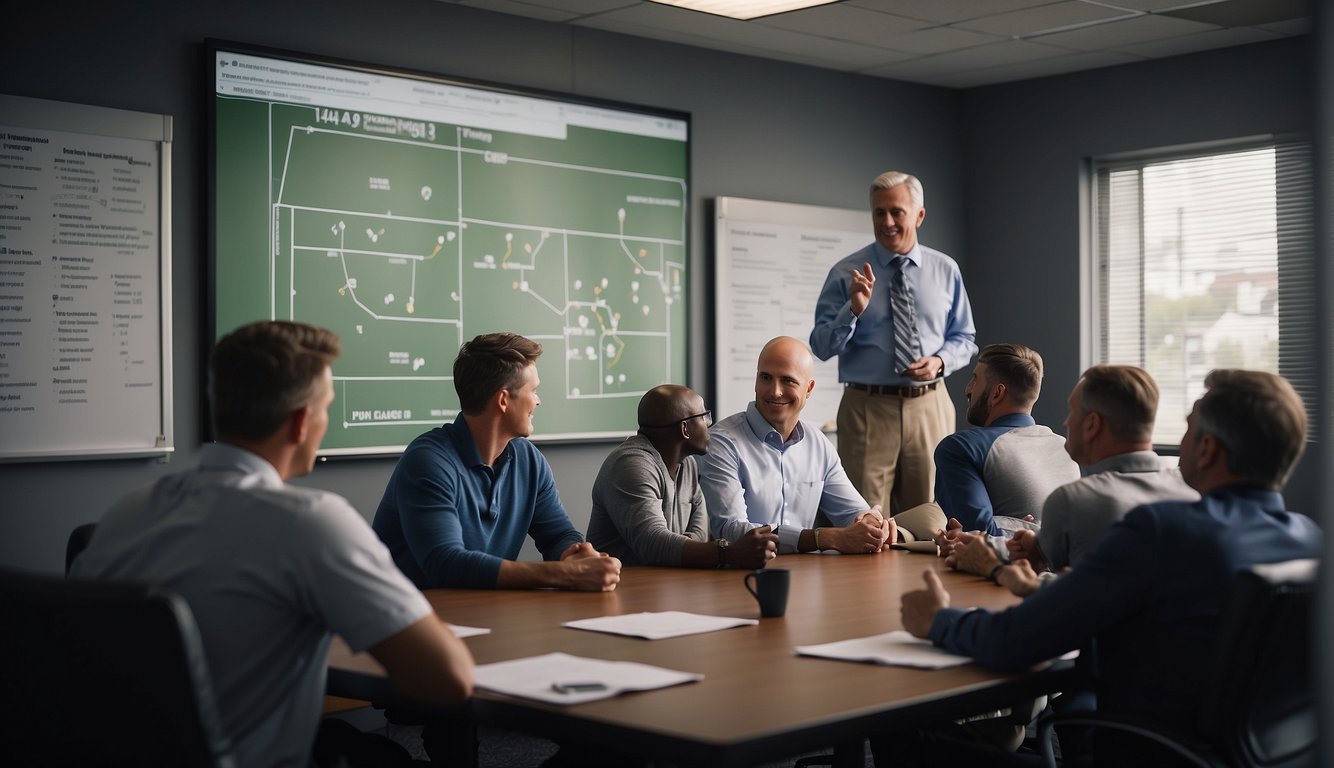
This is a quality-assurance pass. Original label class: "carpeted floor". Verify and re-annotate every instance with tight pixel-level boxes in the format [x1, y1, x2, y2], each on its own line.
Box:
[337, 707, 876, 767]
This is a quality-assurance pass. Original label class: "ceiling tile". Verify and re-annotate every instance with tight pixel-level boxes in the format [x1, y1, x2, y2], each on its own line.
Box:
[843, 0, 1058, 25]
[756, 5, 930, 45]
[1088, 0, 1213, 10]
[573, 3, 762, 38]
[954, 1, 1137, 37]
[1111, 25, 1282, 58]
[1158, 0, 1309, 27]
[862, 39, 1079, 79]
[877, 25, 1006, 55]
[450, 0, 583, 22]
[1032, 12, 1218, 50]
[575, 3, 910, 69]
[928, 48, 1141, 87]
[454, 0, 641, 16]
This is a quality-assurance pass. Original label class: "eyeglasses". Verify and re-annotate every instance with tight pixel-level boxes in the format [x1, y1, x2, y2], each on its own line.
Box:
[644, 411, 712, 430]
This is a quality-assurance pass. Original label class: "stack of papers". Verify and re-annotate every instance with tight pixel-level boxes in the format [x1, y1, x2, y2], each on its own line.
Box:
[474, 652, 703, 704]
[795, 630, 973, 669]
[446, 624, 490, 638]
[562, 611, 757, 640]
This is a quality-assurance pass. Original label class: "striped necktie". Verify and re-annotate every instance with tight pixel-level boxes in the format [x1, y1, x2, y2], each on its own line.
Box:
[890, 255, 921, 374]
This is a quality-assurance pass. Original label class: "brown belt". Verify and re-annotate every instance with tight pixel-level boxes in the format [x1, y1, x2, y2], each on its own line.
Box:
[846, 381, 939, 398]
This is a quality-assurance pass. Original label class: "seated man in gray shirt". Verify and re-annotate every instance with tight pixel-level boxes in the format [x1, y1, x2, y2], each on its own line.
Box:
[587, 385, 777, 568]
[949, 365, 1198, 595]
[72, 321, 474, 768]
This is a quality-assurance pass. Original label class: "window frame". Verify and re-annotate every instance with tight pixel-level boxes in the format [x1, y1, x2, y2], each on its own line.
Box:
[1084, 134, 1315, 451]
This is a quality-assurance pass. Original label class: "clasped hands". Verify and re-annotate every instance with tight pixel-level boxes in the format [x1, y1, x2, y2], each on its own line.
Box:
[559, 542, 622, 591]
[820, 506, 895, 554]
[931, 521, 1046, 597]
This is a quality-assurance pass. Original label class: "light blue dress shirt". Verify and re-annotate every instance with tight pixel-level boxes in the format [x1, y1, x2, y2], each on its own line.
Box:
[697, 403, 869, 553]
[810, 241, 977, 387]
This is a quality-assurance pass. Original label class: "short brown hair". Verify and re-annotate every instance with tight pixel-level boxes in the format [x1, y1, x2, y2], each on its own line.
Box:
[210, 321, 340, 442]
[1196, 369, 1307, 489]
[453, 333, 543, 415]
[1079, 365, 1158, 443]
[977, 343, 1043, 407]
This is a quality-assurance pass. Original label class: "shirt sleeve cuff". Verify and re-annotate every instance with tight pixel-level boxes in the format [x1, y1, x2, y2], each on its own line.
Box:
[928, 607, 970, 647]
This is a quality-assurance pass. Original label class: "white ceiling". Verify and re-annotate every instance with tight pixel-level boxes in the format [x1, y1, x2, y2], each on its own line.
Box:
[434, 0, 1310, 88]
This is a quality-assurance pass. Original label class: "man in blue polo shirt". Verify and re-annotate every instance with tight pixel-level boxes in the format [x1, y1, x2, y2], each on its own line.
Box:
[373, 332, 621, 591]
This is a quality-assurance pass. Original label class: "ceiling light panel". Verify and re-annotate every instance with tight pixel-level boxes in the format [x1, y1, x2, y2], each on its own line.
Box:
[648, 0, 840, 21]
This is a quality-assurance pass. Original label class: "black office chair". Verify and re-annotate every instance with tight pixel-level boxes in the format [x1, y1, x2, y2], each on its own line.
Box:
[0, 567, 237, 767]
[65, 521, 98, 574]
[1038, 558, 1318, 768]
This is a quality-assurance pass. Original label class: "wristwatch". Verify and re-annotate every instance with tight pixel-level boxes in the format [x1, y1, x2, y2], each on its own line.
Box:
[716, 538, 730, 568]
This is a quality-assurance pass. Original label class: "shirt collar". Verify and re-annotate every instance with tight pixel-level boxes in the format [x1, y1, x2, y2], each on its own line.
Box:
[872, 241, 922, 268]
[744, 401, 805, 450]
[989, 412, 1037, 429]
[1087, 450, 1167, 476]
[200, 441, 284, 487]
[447, 413, 511, 470]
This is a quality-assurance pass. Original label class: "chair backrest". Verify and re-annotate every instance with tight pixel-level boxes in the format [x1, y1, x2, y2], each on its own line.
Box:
[65, 521, 98, 575]
[0, 567, 236, 768]
[1195, 558, 1318, 768]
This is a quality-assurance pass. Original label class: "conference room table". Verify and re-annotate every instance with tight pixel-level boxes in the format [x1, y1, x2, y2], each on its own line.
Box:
[326, 550, 1075, 767]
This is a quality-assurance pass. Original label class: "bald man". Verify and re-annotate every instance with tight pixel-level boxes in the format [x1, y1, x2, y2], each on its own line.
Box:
[698, 337, 894, 555]
[587, 385, 778, 567]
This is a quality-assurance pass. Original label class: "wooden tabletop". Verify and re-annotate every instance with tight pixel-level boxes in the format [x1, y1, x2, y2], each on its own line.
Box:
[327, 549, 1072, 766]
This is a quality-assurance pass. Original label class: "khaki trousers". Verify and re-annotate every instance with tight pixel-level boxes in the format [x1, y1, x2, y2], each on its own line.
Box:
[836, 383, 954, 514]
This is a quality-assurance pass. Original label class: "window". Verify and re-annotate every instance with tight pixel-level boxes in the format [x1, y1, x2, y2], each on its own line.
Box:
[1092, 141, 1315, 447]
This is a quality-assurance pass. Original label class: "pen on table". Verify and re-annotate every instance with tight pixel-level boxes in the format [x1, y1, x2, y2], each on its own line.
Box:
[551, 681, 608, 694]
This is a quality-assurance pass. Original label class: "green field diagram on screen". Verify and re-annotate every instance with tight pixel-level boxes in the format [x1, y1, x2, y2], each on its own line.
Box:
[262, 119, 686, 438]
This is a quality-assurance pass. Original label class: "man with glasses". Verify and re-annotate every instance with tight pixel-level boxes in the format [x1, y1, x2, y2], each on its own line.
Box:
[587, 385, 778, 567]
[699, 336, 894, 555]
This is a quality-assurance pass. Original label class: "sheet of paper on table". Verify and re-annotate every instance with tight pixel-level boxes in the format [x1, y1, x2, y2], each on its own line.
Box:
[562, 611, 758, 640]
[446, 624, 490, 638]
[474, 652, 703, 705]
[795, 630, 974, 669]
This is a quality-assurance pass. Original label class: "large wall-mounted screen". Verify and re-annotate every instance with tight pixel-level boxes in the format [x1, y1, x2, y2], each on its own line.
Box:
[209, 42, 690, 454]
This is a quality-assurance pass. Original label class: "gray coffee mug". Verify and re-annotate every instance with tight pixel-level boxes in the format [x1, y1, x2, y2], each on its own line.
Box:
[744, 568, 790, 618]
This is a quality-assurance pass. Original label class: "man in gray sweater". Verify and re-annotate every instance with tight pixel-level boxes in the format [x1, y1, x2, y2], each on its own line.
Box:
[587, 385, 778, 568]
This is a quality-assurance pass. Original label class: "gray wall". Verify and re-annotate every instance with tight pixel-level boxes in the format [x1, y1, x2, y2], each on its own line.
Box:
[0, 2, 1318, 576]
[959, 36, 1320, 514]
[0, 0, 962, 573]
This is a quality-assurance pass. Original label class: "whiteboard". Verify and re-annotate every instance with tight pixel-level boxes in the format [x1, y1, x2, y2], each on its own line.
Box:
[714, 197, 869, 430]
[0, 94, 173, 462]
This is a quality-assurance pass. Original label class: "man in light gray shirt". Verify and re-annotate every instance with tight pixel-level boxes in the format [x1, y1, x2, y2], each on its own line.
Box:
[588, 385, 777, 568]
[947, 365, 1198, 596]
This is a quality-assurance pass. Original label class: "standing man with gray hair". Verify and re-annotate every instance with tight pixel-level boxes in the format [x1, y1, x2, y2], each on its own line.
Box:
[811, 171, 976, 516]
